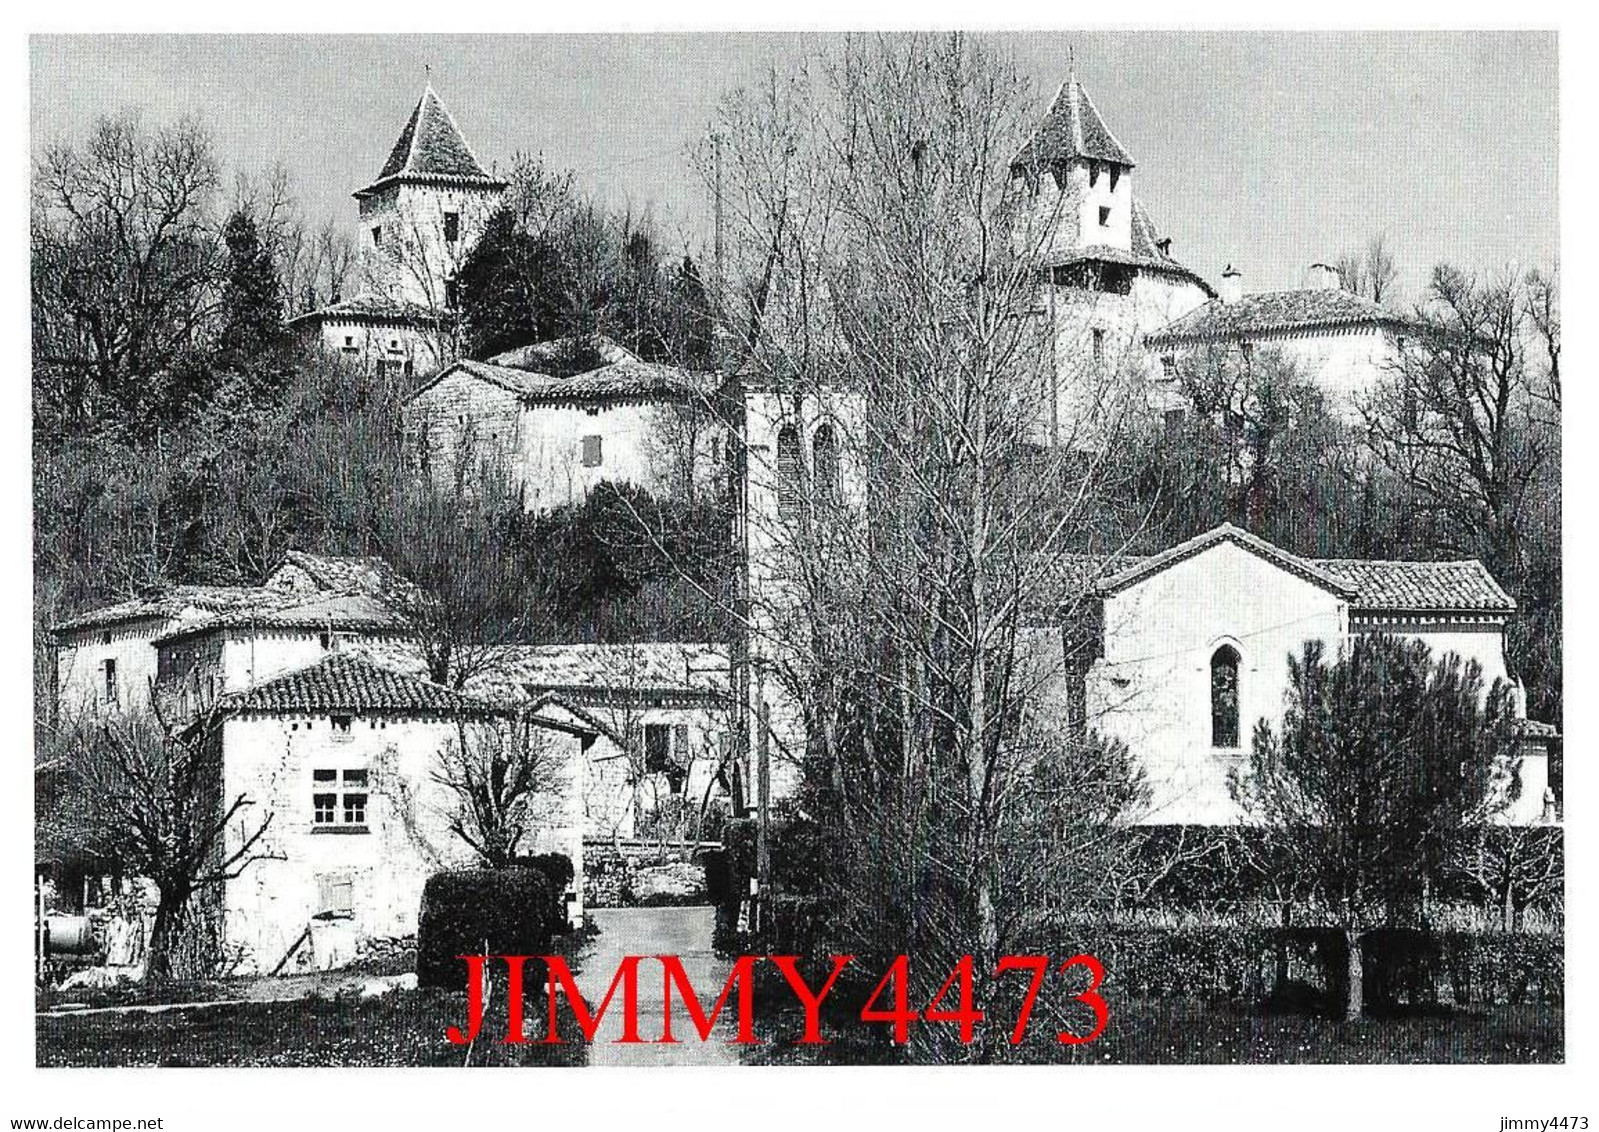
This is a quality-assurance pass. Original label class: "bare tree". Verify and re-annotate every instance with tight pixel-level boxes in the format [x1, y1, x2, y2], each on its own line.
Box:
[380, 465, 539, 690]
[1336, 233, 1397, 304]
[32, 112, 223, 408]
[50, 694, 281, 980]
[1363, 264, 1554, 588]
[698, 34, 1152, 1062]
[433, 713, 567, 867]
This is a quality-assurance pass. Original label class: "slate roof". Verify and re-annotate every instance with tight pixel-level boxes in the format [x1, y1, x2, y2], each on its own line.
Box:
[1146, 288, 1409, 347]
[53, 586, 279, 634]
[1014, 78, 1137, 169]
[413, 358, 713, 407]
[1028, 525, 1515, 618]
[154, 592, 411, 646]
[286, 292, 449, 328]
[1315, 559, 1516, 614]
[356, 84, 505, 198]
[222, 653, 501, 716]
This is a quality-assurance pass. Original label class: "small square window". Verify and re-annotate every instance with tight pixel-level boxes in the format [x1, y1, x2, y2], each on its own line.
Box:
[581, 435, 603, 468]
[313, 793, 337, 824]
[343, 769, 368, 787]
[1098, 206, 1111, 227]
[316, 873, 354, 920]
[343, 793, 368, 826]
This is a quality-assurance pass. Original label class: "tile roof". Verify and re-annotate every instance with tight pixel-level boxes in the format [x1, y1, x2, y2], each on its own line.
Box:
[267, 551, 396, 596]
[1316, 559, 1516, 614]
[53, 586, 279, 634]
[1047, 242, 1214, 295]
[154, 592, 411, 646]
[1027, 526, 1515, 618]
[1014, 78, 1137, 169]
[1146, 287, 1408, 347]
[286, 292, 448, 327]
[222, 653, 501, 716]
[487, 334, 641, 377]
[357, 84, 505, 198]
[339, 641, 731, 705]
[413, 358, 713, 407]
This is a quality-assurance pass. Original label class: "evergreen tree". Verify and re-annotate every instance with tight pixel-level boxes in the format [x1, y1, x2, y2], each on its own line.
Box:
[456, 205, 562, 359]
[1232, 634, 1520, 1019]
[217, 209, 284, 365]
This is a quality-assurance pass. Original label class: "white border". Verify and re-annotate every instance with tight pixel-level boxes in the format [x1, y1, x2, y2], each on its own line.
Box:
[7, 7, 1588, 1130]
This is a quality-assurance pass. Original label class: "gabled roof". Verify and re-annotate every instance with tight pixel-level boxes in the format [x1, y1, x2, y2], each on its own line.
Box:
[490, 643, 731, 702]
[221, 653, 501, 716]
[487, 334, 641, 376]
[267, 551, 395, 596]
[356, 84, 506, 199]
[1100, 524, 1359, 599]
[53, 585, 279, 635]
[1028, 525, 1515, 619]
[154, 592, 411, 647]
[1312, 559, 1516, 614]
[286, 292, 449, 328]
[1146, 288, 1409, 348]
[1014, 77, 1136, 170]
[410, 358, 713, 407]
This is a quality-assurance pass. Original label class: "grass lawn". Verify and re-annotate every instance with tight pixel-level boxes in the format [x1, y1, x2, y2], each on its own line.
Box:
[738, 999, 1564, 1065]
[37, 988, 593, 1068]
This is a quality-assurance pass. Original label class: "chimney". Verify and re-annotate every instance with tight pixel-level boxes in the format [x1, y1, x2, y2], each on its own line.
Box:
[1305, 262, 1343, 291]
[1219, 264, 1242, 305]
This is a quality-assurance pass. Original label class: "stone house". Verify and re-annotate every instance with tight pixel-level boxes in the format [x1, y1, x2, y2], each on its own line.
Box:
[403, 335, 722, 509]
[1144, 262, 1415, 424]
[208, 652, 589, 974]
[1041, 523, 1557, 826]
[350, 640, 737, 842]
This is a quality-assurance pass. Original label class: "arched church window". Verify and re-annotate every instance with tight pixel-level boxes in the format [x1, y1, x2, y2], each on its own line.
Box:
[775, 425, 801, 519]
[812, 424, 838, 503]
[1211, 645, 1241, 749]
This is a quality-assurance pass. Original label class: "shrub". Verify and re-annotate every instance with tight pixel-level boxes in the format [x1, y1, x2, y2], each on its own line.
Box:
[512, 852, 576, 930]
[415, 868, 555, 990]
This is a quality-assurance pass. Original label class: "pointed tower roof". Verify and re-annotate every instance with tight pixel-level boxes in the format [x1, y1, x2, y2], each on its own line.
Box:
[355, 83, 506, 199]
[1014, 76, 1137, 170]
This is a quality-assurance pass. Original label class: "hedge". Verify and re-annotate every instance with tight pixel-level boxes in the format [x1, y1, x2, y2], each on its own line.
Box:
[512, 852, 575, 929]
[415, 868, 556, 990]
[1033, 925, 1563, 1009]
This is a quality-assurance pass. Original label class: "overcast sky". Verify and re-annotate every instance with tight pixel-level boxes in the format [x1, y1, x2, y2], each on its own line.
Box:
[30, 31, 1558, 299]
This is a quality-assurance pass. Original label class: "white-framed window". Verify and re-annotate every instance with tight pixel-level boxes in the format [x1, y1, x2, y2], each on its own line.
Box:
[331, 714, 353, 741]
[312, 767, 370, 828]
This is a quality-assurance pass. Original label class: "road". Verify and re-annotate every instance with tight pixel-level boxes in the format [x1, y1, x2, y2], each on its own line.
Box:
[574, 905, 745, 1066]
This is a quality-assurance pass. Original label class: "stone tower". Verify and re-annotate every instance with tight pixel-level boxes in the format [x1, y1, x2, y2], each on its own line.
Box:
[1011, 72, 1212, 447]
[354, 83, 507, 311]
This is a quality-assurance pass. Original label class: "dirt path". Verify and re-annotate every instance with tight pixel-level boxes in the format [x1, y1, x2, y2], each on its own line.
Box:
[575, 905, 743, 1066]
